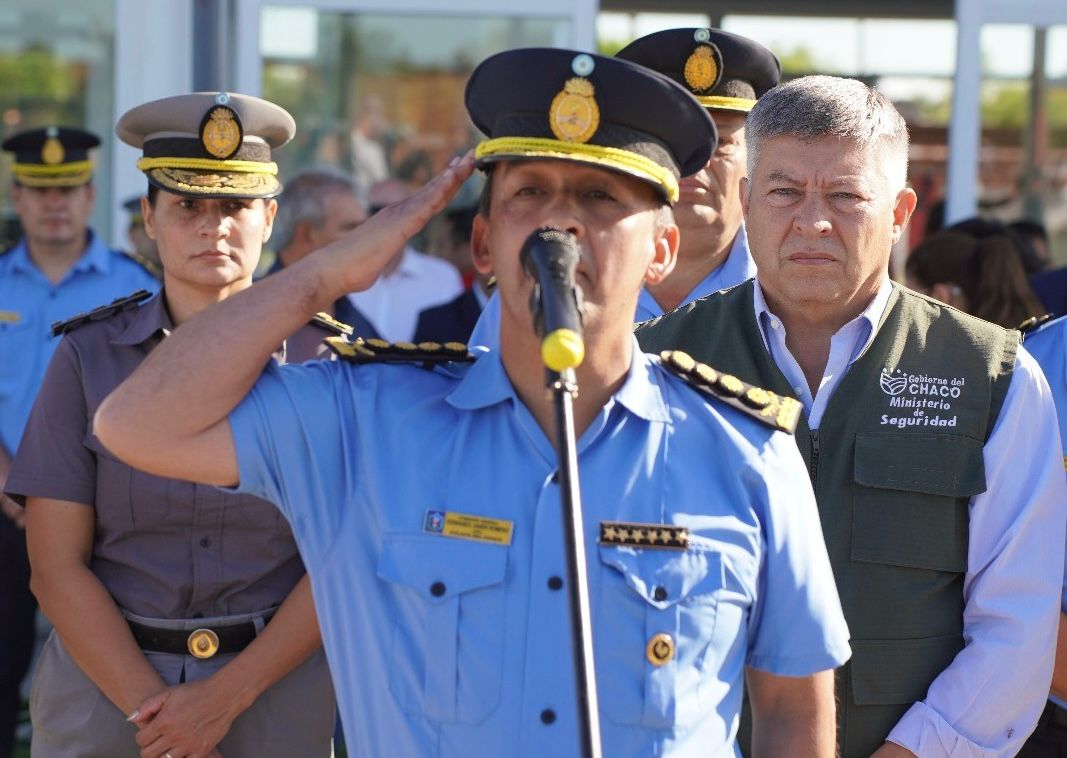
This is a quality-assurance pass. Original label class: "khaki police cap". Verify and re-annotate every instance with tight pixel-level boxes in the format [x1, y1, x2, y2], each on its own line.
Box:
[117, 92, 295, 199]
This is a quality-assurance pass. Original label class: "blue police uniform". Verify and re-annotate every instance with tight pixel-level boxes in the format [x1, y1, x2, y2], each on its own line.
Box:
[634, 225, 755, 322]
[226, 342, 851, 757]
[0, 232, 158, 455]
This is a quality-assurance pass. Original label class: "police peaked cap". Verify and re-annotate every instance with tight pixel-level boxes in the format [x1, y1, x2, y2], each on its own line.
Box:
[2, 126, 100, 187]
[466, 47, 716, 204]
[117, 92, 295, 199]
[616, 28, 780, 113]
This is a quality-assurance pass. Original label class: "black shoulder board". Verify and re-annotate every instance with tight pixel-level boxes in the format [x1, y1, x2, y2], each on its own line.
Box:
[310, 311, 353, 337]
[324, 335, 475, 366]
[51, 289, 153, 337]
[1018, 313, 1052, 335]
[659, 349, 802, 434]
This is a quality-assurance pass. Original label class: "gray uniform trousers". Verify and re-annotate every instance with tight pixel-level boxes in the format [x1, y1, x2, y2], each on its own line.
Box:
[29, 610, 335, 757]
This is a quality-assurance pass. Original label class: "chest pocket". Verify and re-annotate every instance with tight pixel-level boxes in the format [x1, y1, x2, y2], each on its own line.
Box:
[377, 533, 509, 724]
[596, 543, 724, 730]
[852, 433, 985, 573]
[85, 433, 181, 529]
[0, 315, 38, 388]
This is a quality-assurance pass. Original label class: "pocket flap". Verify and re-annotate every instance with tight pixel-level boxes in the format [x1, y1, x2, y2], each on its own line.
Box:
[378, 533, 507, 602]
[849, 634, 964, 705]
[854, 433, 986, 497]
[598, 543, 723, 609]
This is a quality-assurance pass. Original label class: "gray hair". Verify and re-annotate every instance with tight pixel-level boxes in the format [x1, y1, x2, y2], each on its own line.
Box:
[272, 168, 359, 252]
[746, 75, 910, 189]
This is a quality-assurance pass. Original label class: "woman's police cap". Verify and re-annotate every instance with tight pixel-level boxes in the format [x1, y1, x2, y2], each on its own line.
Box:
[466, 48, 716, 204]
[616, 28, 780, 113]
[2, 127, 99, 187]
[117, 92, 295, 199]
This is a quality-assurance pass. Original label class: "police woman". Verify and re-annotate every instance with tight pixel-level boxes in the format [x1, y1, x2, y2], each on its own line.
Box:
[4, 93, 334, 757]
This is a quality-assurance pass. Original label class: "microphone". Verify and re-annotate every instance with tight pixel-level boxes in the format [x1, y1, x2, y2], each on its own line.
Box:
[520, 227, 586, 372]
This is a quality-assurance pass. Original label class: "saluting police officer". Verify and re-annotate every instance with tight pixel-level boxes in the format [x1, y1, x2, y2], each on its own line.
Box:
[616, 27, 778, 320]
[0, 126, 158, 758]
[5, 94, 336, 757]
[94, 48, 851, 757]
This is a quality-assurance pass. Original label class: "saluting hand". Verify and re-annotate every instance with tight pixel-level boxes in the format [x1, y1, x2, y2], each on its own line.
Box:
[323, 150, 475, 294]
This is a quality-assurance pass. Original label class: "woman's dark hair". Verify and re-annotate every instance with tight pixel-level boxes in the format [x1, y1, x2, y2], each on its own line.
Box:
[949, 216, 1046, 275]
[906, 228, 1045, 328]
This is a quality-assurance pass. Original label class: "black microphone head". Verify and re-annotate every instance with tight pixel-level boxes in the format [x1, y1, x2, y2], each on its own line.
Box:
[520, 226, 580, 278]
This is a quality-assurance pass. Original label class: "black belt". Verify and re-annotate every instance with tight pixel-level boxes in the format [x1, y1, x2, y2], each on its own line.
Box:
[128, 614, 272, 659]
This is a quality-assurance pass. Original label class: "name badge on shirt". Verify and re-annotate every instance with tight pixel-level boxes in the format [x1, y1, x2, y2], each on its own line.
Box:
[424, 510, 513, 546]
[599, 520, 690, 551]
[0, 311, 20, 323]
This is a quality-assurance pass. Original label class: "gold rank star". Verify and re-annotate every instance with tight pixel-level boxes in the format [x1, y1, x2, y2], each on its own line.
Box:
[603, 525, 619, 541]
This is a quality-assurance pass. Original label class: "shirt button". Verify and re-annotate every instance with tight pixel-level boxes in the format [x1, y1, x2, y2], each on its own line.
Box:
[794, 386, 804, 395]
[540, 709, 556, 725]
[547, 576, 563, 591]
[199, 537, 211, 548]
[652, 585, 667, 602]
[770, 318, 781, 330]
[430, 581, 446, 597]
[646, 632, 675, 666]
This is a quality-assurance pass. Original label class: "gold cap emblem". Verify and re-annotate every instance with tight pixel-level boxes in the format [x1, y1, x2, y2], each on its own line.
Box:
[549, 77, 600, 144]
[41, 137, 65, 166]
[684, 44, 723, 94]
[646, 633, 675, 666]
[187, 628, 220, 659]
[199, 105, 243, 160]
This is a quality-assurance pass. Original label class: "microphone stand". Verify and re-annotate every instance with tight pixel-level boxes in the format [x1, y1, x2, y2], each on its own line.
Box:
[546, 364, 602, 758]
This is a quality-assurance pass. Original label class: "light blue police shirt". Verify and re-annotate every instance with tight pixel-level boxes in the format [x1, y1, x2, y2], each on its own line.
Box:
[1024, 315, 1067, 707]
[227, 339, 851, 758]
[635, 225, 755, 322]
[0, 232, 158, 454]
[468, 227, 755, 349]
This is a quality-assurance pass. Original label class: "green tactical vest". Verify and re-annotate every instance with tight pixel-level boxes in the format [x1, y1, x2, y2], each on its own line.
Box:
[636, 280, 1018, 757]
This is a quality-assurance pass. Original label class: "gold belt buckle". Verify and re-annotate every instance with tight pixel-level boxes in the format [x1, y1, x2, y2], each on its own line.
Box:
[187, 628, 220, 659]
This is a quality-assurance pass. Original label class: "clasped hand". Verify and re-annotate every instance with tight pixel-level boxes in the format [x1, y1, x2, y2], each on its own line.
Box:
[129, 677, 242, 758]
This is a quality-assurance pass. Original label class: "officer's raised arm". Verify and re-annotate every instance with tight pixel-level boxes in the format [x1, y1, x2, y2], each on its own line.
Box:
[94, 153, 473, 486]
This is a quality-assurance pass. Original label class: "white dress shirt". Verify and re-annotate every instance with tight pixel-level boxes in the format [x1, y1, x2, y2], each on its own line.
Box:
[347, 247, 463, 342]
[754, 276, 1067, 756]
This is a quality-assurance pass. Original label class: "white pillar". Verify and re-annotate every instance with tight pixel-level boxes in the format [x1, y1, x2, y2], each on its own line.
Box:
[945, 0, 982, 224]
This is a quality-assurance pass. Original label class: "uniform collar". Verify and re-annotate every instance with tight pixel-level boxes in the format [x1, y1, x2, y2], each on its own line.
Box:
[71, 230, 112, 274]
[112, 289, 172, 346]
[446, 336, 670, 423]
[6, 230, 109, 276]
[752, 274, 893, 354]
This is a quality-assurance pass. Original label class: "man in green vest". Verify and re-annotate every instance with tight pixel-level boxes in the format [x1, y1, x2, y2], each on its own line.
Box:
[637, 75, 1067, 757]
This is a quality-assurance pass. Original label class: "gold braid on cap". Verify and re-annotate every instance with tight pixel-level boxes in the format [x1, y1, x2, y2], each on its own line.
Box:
[475, 137, 679, 203]
[13, 160, 94, 177]
[137, 157, 279, 175]
[695, 95, 757, 112]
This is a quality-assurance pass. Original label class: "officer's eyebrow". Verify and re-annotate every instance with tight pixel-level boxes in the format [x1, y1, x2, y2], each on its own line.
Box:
[765, 170, 802, 186]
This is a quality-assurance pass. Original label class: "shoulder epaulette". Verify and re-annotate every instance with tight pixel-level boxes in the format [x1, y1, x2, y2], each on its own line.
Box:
[659, 349, 802, 434]
[120, 249, 162, 280]
[51, 289, 153, 337]
[1018, 313, 1052, 335]
[310, 312, 354, 337]
[324, 335, 475, 366]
